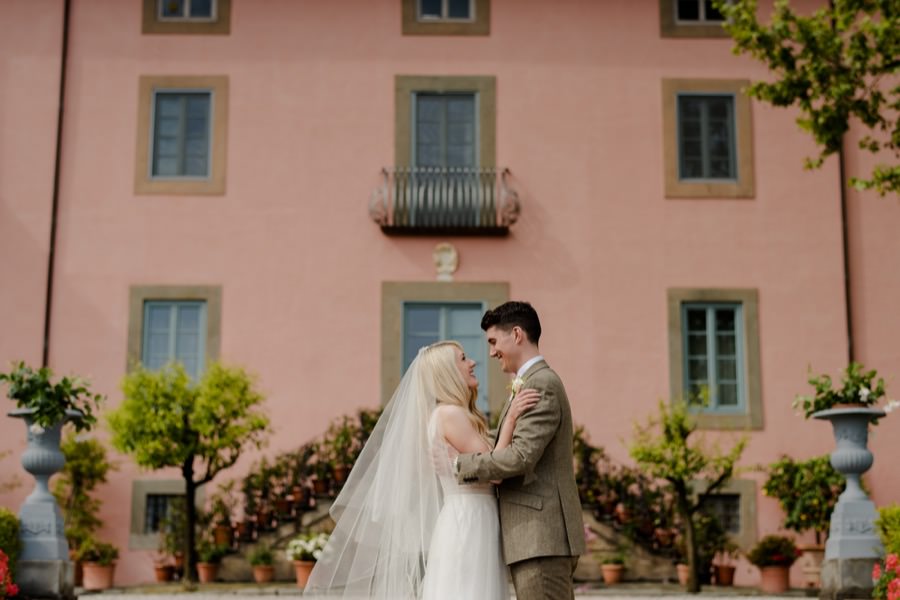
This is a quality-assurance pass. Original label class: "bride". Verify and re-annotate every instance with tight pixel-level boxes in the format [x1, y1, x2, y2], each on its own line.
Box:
[303, 340, 538, 599]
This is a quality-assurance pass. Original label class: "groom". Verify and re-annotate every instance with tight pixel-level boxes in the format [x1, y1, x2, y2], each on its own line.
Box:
[456, 301, 585, 600]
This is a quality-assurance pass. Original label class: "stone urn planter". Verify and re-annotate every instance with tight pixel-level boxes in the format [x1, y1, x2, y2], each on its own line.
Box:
[294, 560, 315, 587]
[813, 407, 885, 560]
[797, 543, 825, 588]
[9, 408, 83, 562]
[759, 565, 790, 594]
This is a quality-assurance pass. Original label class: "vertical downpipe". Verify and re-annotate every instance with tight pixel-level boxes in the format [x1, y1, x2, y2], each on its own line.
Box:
[42, 0, 71, 367]
[838, 139, 854, 363]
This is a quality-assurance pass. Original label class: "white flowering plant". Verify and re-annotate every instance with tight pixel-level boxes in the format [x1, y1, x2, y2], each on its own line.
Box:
[793, 362, 898, 424]
[286, 532, 329, 562]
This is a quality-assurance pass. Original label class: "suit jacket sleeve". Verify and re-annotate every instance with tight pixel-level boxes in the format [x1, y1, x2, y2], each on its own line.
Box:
[456, 377, 560, 484]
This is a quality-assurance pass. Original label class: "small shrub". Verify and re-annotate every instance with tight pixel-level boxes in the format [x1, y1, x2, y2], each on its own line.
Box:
[747, 535, 799, 568]
[74, 538, 118, 566]
[877, 505, 900, 556]
[197, 541, 229, 564]
[248, 544, 273, 566]
[0, 509, 20, 579]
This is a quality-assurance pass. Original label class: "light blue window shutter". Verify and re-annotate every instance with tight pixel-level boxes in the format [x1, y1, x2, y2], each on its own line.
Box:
[152, 92, 211, 177]
[142, 300, 207, 379]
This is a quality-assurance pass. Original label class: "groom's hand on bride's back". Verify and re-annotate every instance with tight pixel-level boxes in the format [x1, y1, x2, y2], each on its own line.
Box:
[506, 389, 540, 425]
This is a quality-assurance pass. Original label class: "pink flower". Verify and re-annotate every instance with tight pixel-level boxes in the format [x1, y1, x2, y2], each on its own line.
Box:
[875, 563, 883, 579]
[5, 582, 18, 597]
[887, 553, 899, 573]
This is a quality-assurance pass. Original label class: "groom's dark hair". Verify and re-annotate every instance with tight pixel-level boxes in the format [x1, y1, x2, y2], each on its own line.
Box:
[481, 301, 541, 345]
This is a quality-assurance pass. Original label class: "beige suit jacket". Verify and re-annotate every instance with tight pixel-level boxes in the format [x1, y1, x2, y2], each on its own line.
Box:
[456, 360, 585, 565]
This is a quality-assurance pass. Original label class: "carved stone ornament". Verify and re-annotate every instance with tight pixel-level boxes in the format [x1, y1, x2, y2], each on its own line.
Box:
[433, 243, 459, 282]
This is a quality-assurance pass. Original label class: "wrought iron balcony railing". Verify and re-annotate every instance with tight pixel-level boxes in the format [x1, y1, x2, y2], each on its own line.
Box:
[369, 167, 520, 235]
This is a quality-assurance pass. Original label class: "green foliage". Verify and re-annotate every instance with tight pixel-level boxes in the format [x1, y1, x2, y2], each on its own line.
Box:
[110, 362, 270, 476]
[629, 400, 747, 593]
[209, 481, 237, 526]
[793, 362, 887, 420]
[601, 554, 625, 565]
[715, 0, 900, 195]
[53, 432, 114, 549]
[876, 504, 900, 555]
[74, 537, 119, 566]
[248, 544, 274, 566]
[763, 455, 845, 543]
[197, 541, 229, 564]
[0, 508, 21, 578]
[746, 534, 799, 568]
[0, 361, 104, 431]
[158, 497, 187, 558]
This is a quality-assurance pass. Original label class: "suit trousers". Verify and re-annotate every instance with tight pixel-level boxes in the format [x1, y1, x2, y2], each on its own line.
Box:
[509, 555, 579, 600]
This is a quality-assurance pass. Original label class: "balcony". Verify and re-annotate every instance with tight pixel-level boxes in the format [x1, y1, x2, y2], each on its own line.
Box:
[369, 167, 520, 235]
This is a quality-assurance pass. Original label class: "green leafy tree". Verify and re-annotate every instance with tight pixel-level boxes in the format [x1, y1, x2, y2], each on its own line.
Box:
[763, 455, 845, 544]
[715, 0, 900, 195]
[108, 361, 270, 583]
[52, 433, 115, 552]
[629, 400, 747, 593]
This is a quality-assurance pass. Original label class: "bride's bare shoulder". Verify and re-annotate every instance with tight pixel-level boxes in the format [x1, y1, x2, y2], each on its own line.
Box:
[433, 403, 468, 422]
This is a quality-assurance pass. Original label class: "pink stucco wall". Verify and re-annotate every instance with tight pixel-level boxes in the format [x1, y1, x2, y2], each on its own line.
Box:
[2, 0, 898, 587]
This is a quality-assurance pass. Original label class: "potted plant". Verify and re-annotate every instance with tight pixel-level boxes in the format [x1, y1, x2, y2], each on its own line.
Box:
[248, 544, 275, 583]
[599, 554, 625, 585]
[286, 532, 329, 587]
[76, 537, 119, 591]
[711, 539, 740, 586]
[763, 454, 844, 588]
[209, 481, 237, 548]
[151, 551, 175, 583]
[747, 534, 799, 594]
[196, 541, 229, 583]
[322, 416, 360, 485]
[0, 361, 103, 433]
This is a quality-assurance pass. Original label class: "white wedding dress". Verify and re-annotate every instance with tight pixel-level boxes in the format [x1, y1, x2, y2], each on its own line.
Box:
[422, 414, 509, 600]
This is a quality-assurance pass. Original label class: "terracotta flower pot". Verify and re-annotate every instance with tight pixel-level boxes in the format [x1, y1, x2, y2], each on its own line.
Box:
[714, 563, 736, 586]
[676, 563, 691, 586]
[197, 562, 218, 583]
[601, 563, 624, 585]
[294, 560, 315, 587]
[759, 565, 790, 593]
[253, 564, 275, 583]
[82, 562, 116, 591]
[153, 563, 175, 582]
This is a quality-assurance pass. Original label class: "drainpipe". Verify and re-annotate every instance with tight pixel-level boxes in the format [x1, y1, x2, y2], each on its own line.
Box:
[42, 0, 71, 367]
[838, 138, 854, 363]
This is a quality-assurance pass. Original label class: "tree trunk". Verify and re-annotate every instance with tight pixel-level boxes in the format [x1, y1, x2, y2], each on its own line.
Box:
[677, 492, 700, 594]
[183, 456, 197, 584]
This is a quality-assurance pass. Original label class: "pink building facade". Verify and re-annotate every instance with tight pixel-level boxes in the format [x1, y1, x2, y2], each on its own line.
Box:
[2, 0, 898, 586]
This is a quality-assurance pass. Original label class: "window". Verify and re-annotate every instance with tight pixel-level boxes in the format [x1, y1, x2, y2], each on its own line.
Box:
[699, 493, 741, 535]
[144, 493, 181, 534]
[127, 286, 221, 373]
[158, 0, 215, 21]
[675, 0, 724, 23]
[693, 480, 758, 549]
[134, 76, 228, 195]
[667, 289, 762, 430]
[402, 0, 490, 36]
[404, 303, 488, 413]
[677, 95, 735, 181]
[142, 0, 230, 34]
[414, 93, 477, 168]
[662, 79, 754, 198]
[419, 0, 473, 21]
[129, 480, 201, 549]
[396, 76, 495, 169]
[682, 303, 743, 411]
[152, 92, 211, 178]
[659, 0, 729, 38]
[142, 301, 207, 379]
[382, 282, 508, 417]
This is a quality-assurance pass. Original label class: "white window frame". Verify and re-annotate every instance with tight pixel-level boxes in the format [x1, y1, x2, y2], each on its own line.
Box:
[676, 92, 737, 183]
[674, 0, 725, 25]
[157, 0, 217, 22]
[417, 0, 476, 22]
[149, 88, 214, 181]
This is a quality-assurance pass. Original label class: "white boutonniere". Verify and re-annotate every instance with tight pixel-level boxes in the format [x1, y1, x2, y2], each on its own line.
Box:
[510, 376, 525, 395]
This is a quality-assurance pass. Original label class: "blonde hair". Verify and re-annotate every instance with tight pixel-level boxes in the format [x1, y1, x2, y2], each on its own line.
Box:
[419, 341, 488, 440]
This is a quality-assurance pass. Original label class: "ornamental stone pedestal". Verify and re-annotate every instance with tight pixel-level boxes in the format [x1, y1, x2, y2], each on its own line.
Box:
[8, 409, 78, 600]
[814, 407, 885, 600]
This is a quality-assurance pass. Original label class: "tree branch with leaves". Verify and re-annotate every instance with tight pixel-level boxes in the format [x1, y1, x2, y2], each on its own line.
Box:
[716, 0, 900, 195]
